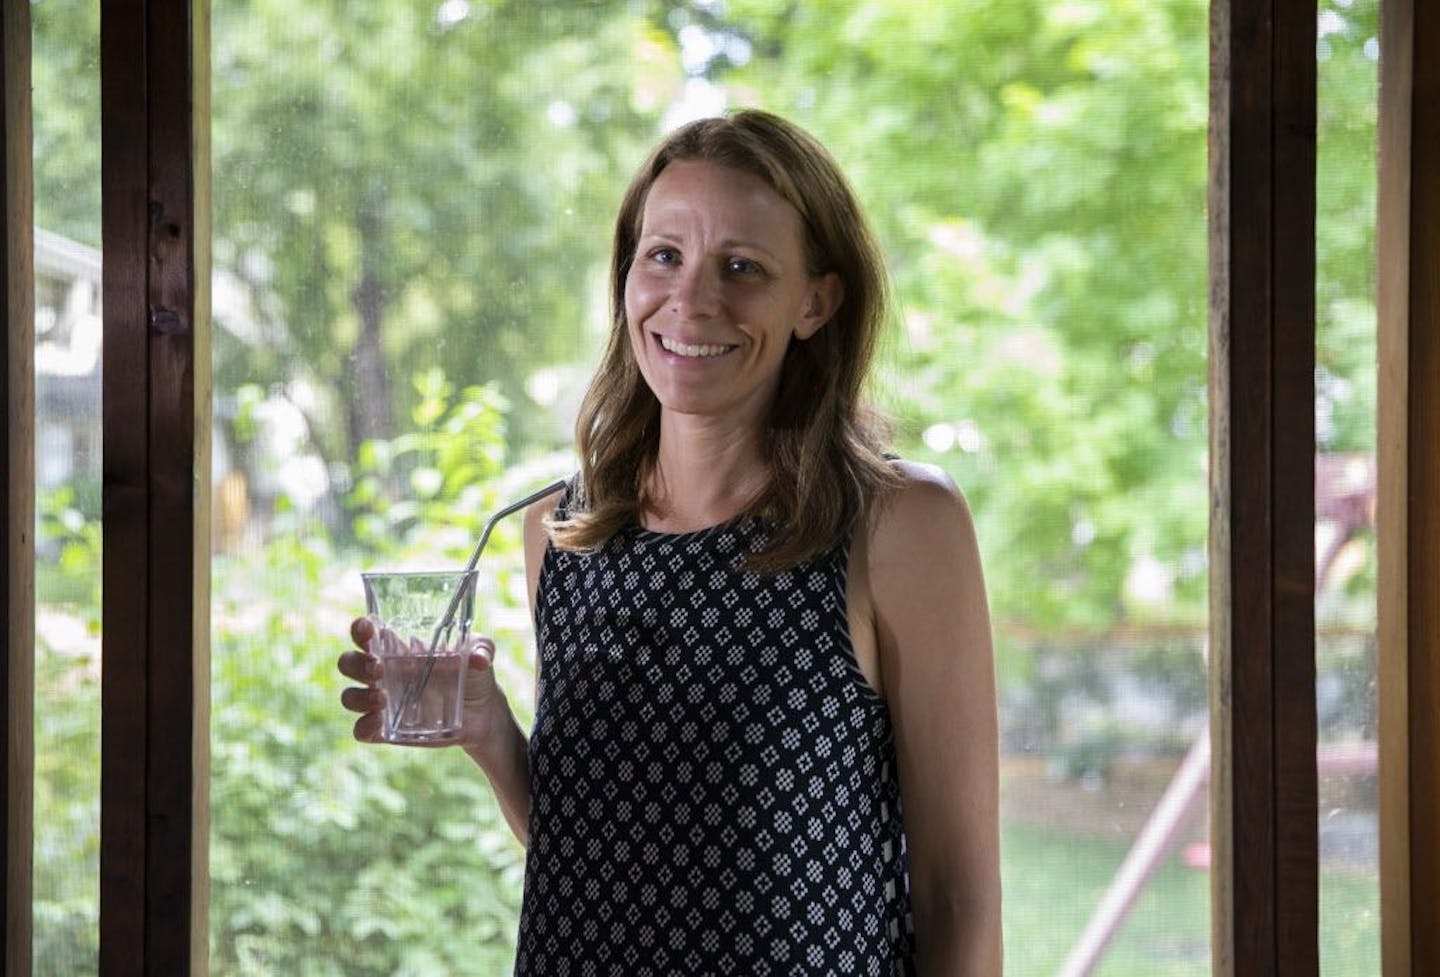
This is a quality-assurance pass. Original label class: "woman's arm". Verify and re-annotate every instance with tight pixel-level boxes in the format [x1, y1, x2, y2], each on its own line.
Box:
[867, 462, 1002, 977]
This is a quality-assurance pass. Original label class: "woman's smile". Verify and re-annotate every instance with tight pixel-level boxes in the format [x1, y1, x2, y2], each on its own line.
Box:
[653, 332, 738, 360]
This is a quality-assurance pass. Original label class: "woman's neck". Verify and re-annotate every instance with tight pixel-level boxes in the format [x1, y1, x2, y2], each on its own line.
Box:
[643, 413, 769, 532]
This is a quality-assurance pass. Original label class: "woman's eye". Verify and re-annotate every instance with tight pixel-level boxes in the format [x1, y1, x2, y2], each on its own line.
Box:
[649, 247, 680, 265]
[726, 257, 762, 276]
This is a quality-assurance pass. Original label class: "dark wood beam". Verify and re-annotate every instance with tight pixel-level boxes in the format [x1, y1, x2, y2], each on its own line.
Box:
[0, 0, 33, 973]
[1208, 1, 1319, 975]
[1378, 1, 1440, 975]
[99, 0, 211, 972]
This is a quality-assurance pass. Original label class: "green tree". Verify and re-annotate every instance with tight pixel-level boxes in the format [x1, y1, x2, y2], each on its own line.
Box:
[211, 0, 676, 480]
[711, 0, 1214, 631]
[32, 0, 1384, 627]
[710, 0, 1378, 633]
[32, 0, 101, 246]
[1316, 0, 1379, 457]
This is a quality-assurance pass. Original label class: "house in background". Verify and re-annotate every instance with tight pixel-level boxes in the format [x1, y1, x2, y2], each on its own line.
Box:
[35, 228, 100, 496]
[33, 227, 333, 552]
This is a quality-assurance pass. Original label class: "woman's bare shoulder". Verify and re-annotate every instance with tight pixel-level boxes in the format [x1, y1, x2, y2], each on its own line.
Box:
[523, 480, 569, 609]
[522, 481, 568, 562]
[867, 459, 974, 558]
[522, 483, 567, 537]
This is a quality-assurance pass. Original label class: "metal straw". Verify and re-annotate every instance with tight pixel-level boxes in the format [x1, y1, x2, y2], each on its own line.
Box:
[393, 477, 569, 723]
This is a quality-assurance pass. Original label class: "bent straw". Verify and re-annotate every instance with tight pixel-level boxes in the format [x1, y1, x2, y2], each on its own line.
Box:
[393, 477, 569, 725]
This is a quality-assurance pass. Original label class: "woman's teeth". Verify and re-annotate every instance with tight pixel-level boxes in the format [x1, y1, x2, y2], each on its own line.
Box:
[659, 336, 732, 358]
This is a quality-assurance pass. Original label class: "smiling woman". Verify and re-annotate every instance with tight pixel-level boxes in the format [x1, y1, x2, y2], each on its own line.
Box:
[623, 160, 842, 508]
[338, 110, 1003, 976]
[555, 111, 899, 574]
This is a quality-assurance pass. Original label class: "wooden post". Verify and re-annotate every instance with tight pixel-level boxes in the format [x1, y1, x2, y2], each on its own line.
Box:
[0, 0, 32, 973]
[1208, 0, 1319, 975]
[1377, 1, 1440, 975]
[99, 0, 211, 973]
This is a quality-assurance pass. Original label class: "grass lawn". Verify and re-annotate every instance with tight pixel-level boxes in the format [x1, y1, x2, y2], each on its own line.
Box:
[1001, 822, 1379, 976]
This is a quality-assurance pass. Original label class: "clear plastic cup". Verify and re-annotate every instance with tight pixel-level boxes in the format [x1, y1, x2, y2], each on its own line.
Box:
[360, 569, 477, 743]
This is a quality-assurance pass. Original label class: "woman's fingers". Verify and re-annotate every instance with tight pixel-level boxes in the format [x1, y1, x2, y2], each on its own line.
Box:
[341, 629, 502, 748]
[350, 616, 375, 650]
[352, 712, 384, 743]
[338, 645, 384, 747]
[468, 636, 497, 668]
[336, 648, 379, 683]
[340, 684, 384, 714]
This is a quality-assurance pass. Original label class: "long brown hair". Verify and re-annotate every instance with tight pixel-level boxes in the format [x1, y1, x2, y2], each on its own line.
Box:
[549, 109, 900, 571]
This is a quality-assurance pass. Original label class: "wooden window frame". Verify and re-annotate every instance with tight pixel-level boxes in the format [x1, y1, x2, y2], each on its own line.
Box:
[96, 0, 212, 973]
[1, 1, 1435, 974]
[2, 0, 33, 974]
[1208, 1, 1319, 974]
[1377, 1, 1440, 975]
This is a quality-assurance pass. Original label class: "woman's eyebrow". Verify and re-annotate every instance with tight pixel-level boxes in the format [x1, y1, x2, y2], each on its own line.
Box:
[637, 230, 782, 262]
[716, 238, 780, 260]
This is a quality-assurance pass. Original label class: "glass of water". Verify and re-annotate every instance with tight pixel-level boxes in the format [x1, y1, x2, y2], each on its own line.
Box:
[360, 569, 478, 743]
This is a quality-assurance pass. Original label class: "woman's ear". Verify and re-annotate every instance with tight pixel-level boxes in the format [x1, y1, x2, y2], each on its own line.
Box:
[795, 272, 844, 341]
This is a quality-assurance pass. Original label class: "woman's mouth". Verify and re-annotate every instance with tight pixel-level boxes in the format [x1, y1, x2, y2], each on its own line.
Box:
[656, 334, 736, 359]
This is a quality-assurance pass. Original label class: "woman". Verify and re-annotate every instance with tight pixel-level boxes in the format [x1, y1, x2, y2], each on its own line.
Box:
[339, 109, 1001, 976]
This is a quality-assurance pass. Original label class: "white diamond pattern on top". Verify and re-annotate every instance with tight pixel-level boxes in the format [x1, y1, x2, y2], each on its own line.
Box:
[515, 494, 914, 976]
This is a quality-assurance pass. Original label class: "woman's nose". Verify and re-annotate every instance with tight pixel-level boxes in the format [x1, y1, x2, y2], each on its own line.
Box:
[671, 262, 721, 318]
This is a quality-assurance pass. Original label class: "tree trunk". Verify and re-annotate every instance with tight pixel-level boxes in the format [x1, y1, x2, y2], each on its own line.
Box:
[347, 191, 394, 455]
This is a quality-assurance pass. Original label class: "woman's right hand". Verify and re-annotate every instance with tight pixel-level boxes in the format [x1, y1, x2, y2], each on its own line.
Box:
[338, 617, 512, 752]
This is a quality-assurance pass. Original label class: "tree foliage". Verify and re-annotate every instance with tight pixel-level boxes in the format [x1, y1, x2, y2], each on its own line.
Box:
[32, 0, 101, 246]
[712, 0, 1214, 629]
[209, 0, 673, 466]
[30, 0, 1380, 631]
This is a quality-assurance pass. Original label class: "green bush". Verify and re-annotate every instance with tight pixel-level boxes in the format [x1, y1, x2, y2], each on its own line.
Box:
[207, 539, 529, 975]
[208, 382, 533, 975]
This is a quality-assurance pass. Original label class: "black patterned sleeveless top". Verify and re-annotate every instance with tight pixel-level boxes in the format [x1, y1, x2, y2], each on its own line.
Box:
[515, 491, 915, 976]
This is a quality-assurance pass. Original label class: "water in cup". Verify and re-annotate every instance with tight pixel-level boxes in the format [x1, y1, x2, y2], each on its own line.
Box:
[361, 570, 478, 743]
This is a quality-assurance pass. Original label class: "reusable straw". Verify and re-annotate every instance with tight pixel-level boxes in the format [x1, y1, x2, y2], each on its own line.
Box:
[391, 477, 569, 722]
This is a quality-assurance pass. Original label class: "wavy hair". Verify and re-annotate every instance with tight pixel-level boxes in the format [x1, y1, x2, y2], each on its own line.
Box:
[549, 109, 900, 571]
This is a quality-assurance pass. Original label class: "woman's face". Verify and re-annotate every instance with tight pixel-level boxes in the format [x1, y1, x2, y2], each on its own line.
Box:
[624, 159, 839, 431]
